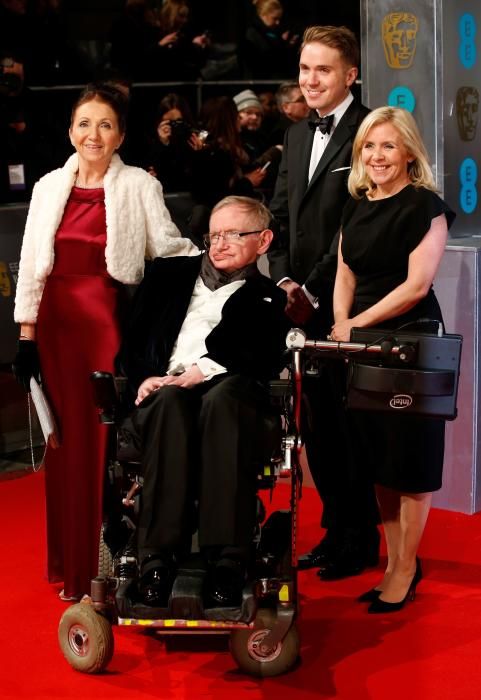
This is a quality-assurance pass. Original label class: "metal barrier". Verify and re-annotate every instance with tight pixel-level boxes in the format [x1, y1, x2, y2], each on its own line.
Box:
[29, 78, 362, 114]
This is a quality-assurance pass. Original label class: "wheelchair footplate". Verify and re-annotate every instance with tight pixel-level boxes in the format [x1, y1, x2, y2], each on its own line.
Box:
[58, 572, 298, 678]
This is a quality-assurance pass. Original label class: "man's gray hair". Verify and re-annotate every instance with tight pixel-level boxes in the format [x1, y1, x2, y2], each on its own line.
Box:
[275, 81, 301, 109]
[211, 196, 272, 230]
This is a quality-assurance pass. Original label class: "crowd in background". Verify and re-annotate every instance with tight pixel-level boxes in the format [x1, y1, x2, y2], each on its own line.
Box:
[0, 0, 359, 211]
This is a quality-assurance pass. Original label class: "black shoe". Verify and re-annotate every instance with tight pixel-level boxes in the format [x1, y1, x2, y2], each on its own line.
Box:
[357, 588, 382, 603]
[368, 558, 422, 614]
[317, 554, 366, 580]
[206, 557, 246, 608]
[298, 533, 336, 570]
[139, 555, 175, 607]
[317, 529, 380, 581]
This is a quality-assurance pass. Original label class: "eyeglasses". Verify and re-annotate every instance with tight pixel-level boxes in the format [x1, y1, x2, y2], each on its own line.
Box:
[203, 230, 263, 249]
[285, 95, 306, 104]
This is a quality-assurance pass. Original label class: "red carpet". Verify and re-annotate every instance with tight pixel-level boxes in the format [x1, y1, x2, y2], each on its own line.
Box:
[2, 470, 481, 700]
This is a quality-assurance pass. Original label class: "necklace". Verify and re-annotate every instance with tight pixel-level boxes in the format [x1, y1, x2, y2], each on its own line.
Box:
[74, 176, 104, 189]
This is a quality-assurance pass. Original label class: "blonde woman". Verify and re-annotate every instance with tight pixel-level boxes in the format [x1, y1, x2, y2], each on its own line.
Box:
[331, 106, 455, 612]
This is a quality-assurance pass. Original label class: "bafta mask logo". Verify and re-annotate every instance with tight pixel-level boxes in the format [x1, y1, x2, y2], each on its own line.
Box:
[0, 261, 12, 297]
[456, 86, 479, 141]
[382, 12, 419, 69]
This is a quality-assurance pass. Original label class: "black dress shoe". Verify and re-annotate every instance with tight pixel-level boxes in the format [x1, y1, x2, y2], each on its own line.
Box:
[139, 555, 175, 607]
[317, 554, 367, 581]
[317, 529, 380, 581]
[298, 533, 336, 570]
[206, 557, 246, 607]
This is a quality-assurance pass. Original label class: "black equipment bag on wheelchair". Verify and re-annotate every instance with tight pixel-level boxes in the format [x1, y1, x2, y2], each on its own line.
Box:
[346, 328, 462, 420]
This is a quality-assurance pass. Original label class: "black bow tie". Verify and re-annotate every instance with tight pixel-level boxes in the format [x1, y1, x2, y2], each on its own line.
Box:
[308, 113, 335, 135]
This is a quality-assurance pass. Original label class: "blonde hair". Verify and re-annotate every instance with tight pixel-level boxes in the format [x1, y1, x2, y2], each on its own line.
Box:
[256, 0, 283, 17]
[348, 106, 436, 199]
[301, 25, 359, 67]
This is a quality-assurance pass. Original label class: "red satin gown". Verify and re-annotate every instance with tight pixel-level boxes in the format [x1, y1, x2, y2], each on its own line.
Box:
[36, 186, 124, 598]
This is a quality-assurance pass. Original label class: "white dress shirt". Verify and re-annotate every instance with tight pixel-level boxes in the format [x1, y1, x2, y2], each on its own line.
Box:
[307, 91, 354, 182]
[167, 275, 245, 380]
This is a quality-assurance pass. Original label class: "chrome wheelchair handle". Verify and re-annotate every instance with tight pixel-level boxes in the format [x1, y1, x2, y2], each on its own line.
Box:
[285, 328, 410, 359]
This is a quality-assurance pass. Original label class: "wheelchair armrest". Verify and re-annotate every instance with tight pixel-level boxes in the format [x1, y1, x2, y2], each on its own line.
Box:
[90, 371, 120, 424]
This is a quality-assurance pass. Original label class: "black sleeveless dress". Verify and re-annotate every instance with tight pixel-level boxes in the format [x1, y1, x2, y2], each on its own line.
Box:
[340, 185, 455, 492]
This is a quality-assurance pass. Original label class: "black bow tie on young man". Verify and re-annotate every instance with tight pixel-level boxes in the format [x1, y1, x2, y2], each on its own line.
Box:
[308, 112, 335, 135]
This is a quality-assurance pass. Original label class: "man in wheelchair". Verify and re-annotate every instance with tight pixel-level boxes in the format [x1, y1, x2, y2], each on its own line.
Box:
[117, 195, 290, 609]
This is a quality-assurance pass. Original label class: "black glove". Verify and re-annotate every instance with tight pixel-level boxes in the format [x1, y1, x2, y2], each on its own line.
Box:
[12, 339, 41, 391]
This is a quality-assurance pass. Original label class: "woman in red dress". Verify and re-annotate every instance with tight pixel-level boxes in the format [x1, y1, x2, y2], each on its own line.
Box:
[13, 84, 198, 600]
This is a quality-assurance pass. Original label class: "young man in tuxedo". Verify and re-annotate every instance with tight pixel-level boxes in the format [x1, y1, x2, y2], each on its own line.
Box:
[268, 25, 380, 580]
[118, 196, 289, 607]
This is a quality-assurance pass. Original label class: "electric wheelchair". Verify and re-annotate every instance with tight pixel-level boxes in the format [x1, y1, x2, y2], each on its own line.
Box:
[57, 325, 462, 677]
[58, 360, 304, 678]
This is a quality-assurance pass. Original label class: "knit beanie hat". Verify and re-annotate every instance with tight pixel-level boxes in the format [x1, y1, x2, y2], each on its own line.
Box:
[233, 89, 262, 112]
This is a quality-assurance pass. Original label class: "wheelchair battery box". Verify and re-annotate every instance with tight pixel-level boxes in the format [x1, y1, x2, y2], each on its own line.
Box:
[346, 328, 462, 420]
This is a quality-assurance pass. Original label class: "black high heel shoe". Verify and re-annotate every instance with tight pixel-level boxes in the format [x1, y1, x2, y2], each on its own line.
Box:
[368, 558, 422, 614]
[357, 587, 382, 603]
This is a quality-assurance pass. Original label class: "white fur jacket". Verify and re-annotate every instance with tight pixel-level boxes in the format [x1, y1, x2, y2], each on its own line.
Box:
[14, 152, 199, 323]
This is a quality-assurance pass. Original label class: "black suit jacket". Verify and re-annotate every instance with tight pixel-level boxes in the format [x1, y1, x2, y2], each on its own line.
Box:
[268, 99, 370, 311]
[118, 255, 289, 395]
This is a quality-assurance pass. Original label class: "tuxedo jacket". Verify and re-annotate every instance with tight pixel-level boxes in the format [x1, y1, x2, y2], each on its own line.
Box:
[118, 255, 289, 394]
[268, 100, 370, 308]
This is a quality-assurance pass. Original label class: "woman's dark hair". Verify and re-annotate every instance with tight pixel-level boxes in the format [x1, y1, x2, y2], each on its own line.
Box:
[199, 96, 246, 163]
[70, 83, 129, 133]
[156, 92, 194, 126]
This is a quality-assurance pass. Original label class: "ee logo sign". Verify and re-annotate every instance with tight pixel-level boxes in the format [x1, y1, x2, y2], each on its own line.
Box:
[459, 158, 477, 214]
[459, 13, 477, 69]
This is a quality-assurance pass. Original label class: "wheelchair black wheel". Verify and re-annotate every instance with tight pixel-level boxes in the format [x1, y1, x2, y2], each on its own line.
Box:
[229, 609, 299, 677]
[58, 602, 114, 673]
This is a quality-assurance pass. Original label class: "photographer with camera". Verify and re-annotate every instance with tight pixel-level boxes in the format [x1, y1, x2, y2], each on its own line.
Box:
[144, 92, 205, 194]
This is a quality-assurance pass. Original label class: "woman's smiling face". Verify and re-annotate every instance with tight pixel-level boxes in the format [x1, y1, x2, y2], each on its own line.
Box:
[69, 97, 124, 170]
[361, 122, 413, 196]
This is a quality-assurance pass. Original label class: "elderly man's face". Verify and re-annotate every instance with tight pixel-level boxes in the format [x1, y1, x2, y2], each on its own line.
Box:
[207, 204, 272, 273]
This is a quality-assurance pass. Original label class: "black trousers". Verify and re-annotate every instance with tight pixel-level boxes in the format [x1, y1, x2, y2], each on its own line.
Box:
[129, 374, 270, 562]
[302, 312, 379, 541]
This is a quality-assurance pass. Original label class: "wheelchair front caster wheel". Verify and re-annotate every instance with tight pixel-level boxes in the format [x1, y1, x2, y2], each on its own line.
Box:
[58, 602, 114, 673]
[229, 609, 299, 677]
